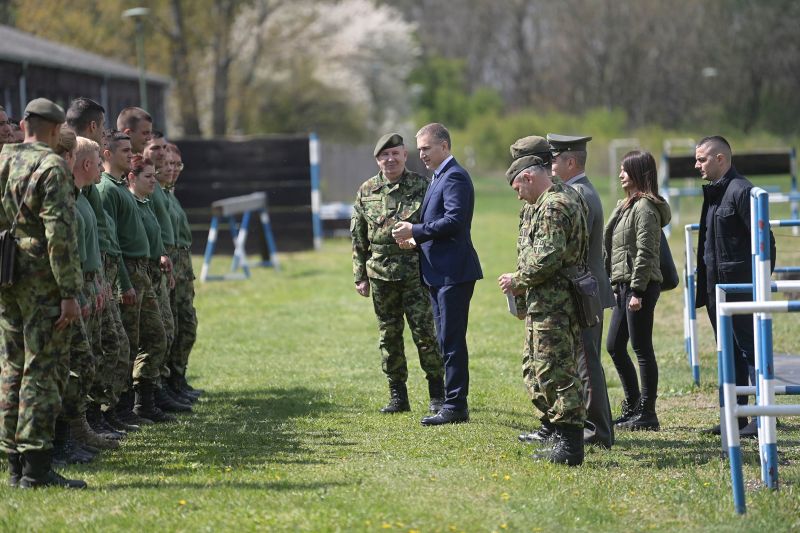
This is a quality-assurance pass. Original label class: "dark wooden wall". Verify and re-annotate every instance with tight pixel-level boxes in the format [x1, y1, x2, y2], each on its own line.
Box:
[173, 136, 314, 255]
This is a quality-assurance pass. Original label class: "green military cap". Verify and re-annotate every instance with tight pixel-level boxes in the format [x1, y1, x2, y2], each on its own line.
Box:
[374, 132, 404, 158]
[547, 133, 592, 154]
[24, 98, 66, 124]
[505, 135, 551, 184]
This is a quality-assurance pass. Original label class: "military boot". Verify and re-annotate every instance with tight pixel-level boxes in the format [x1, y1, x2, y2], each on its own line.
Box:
[427, 377, 445, 413]
[86, 403, 125, 440]
[180, 374, 204, 398]
[69, 414, 120, 450]
[519, 420, 557, 444]
[104, 408, 139, 432]
[8, 452, 22, 488]
[619, 397, 660, 431]
[134, 381, 176, 423]
[158, 385, 192, 412]
[534, 425, 584, 466]
[19, 450, 86, 489]
[117, 390, 154, 426]
[613, 396, 640, 426]
[380, 382, 411, 413]
[53, 420, 94, 465]
[168, 373, 198, 404]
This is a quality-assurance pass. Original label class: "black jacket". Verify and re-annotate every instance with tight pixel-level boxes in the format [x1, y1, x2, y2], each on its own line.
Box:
[695, 166, 776, 308]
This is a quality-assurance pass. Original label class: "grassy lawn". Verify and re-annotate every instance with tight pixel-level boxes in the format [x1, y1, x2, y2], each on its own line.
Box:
[2, 173, 800, 532]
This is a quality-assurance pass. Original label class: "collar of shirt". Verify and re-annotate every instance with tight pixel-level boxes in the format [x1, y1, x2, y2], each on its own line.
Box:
[433, 155, 454, 178]
[565, 172, 586, 186]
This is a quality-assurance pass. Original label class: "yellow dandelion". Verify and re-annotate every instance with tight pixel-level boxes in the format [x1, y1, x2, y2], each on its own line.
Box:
[178, 500, 187, 506]
[503, 475, 510, 481]
[381, 522, 392, 529]
[500, 492, 510, 501]
[500, 524, 508, 529]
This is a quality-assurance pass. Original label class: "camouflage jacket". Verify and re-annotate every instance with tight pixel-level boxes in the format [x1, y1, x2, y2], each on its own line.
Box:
[511, 177, 589, 318]
[351, 169, 429, 282]
[0, 142, 82, 298]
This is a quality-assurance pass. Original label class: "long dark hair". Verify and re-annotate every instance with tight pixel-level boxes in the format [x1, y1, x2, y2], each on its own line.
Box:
[621, 150, 662, 209]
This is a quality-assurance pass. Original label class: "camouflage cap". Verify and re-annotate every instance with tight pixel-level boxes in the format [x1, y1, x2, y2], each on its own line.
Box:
[505, 135, 551, 184]
[374, 132, 404, 158]
[547, 133, 592, 154]
[24, 98, 66, 124]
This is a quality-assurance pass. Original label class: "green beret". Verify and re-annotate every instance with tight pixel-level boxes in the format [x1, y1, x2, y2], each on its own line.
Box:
[547, 133, 592, 154]
[374, 132, 404, 158]
[505, 135, 550, 184]
[24, 98, 66, 124]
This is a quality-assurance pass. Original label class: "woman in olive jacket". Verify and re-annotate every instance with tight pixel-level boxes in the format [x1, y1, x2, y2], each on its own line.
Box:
[603, 150, 671, 431]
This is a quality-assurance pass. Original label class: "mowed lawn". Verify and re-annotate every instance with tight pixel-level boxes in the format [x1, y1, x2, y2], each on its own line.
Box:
[2, 174, 800, 532]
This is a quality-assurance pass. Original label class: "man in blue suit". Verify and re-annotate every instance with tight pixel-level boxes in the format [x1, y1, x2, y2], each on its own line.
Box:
[392, 123, 482, 425]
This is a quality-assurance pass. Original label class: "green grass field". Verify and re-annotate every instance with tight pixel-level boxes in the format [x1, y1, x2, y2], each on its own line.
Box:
[2, 174, 800, 532]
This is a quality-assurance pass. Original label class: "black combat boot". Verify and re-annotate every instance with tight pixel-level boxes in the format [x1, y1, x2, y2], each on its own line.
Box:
[155, 384, 192, 413]
[427, 378, 445, 413]
[519, 419, 557, 444]
[87, 403, 125, 440]
[118, 390, 154, 426]
[8, 452, 22, 488]
[380, 382, 411, 413]
[162, 385, 193, 411]
[168, 374, 197, 404]
[613, 396, 640, 426]
[180, 374, 204, 398]
[619, 397, 660, 431]
[19, 450, 87, 489]
[534, 425, 584, 466]
[134, 381, 176, 423]
[104, 408, 139, 433]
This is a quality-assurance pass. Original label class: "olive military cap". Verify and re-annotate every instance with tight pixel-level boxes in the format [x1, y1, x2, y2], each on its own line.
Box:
[24, 98, 66, 124]
[547, 133, 592, 154]
[505, 135, 551, 184]
[374, 132, 404, 158]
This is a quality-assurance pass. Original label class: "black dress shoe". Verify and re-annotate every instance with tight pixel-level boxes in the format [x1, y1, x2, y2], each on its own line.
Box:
[421, 408, 469, 426]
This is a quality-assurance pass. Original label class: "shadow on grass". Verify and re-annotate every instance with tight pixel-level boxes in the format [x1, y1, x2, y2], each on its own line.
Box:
[89, 386, 352, 488]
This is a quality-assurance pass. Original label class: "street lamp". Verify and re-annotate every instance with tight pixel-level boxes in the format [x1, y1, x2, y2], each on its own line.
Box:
[122, 7, 150, 111]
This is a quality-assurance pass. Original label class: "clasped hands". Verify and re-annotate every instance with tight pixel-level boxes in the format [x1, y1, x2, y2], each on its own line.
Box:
[391, 222, 416, 249]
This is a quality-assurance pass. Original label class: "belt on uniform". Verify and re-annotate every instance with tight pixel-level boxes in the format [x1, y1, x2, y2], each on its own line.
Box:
[370, 243, 414, 256]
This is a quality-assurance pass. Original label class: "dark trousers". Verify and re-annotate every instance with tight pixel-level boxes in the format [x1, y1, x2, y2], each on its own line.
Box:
[706, 292, 755, 407]
[428, 281, 475, 411]
[606, 282, 661, 401]
[579, 319, 614, 446]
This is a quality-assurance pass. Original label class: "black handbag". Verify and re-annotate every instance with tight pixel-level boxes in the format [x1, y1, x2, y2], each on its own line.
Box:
[560, 265, 602, 328]
[659, 230, 679, 291]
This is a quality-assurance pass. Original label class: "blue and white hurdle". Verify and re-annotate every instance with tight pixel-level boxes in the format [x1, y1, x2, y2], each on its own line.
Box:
[683, 217, 800, 384]
[718, 187, 800, 514]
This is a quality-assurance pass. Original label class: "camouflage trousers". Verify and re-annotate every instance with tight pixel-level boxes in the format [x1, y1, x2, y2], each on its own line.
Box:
[150, 260, 175, 383]
[168, 248, 197, 377]
[100, 256, 131, 406]
[120, 257, 166, 385]
[368, 277, 443, 383]
[61, 311, 95, 421]
[523, 312, 586, 428]
[0, 275, 71, 453]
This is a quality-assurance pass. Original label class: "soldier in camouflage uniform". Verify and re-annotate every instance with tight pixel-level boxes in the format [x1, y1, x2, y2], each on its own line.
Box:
[0, 98, 86, 488]
[498, 136, 589, 466]
[351, 133, 444, 414]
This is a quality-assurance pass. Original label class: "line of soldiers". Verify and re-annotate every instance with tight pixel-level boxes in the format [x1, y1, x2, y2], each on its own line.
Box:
[0, 97, 202, 489]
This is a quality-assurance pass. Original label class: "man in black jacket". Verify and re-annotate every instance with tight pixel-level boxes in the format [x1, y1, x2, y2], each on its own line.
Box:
[695, 135, 776, 436]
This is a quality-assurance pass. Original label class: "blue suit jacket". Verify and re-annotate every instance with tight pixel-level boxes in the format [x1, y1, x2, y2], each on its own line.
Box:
[412, 158, 482, 287]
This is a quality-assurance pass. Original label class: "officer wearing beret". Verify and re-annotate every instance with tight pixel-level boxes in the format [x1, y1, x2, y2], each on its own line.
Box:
[0, 98, 86, 488]
[351, 133, 444, 414]
[499, 135, 589, 466]
[549, 134, 615, 449]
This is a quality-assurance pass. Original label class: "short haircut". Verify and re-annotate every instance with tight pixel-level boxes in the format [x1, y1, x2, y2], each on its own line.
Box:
[107, 131, 132, 152]
[557, 150, 587, 168]
[697, 135, 732, 157]
[416, 123, 451, 150]
[75, 136, 100, 162]
[117, 106, 152, 131]
[55, 125, 77, 156]
[151, 130, 164, 140]
[66, 97, 105, 133]
[0, 105, 5, 112]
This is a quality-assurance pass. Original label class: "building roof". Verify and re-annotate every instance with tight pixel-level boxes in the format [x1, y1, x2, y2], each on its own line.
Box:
[0, 24, 170, 85]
